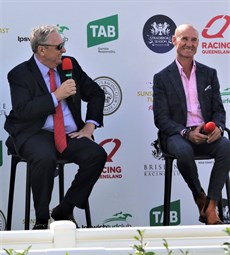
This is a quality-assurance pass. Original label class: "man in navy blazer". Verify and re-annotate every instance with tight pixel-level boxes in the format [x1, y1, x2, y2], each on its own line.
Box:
[153, 24, 230, 224]
[4, 25, 107, 229]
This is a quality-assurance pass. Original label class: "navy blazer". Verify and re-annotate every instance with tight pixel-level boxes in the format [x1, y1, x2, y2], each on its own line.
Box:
[153, 60, 226, 148]
[4, 55, 105, 152]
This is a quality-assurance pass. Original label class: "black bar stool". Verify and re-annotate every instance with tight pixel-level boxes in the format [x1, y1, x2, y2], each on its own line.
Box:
[157, 128, 230, 226]
[6, 140, 92, 230]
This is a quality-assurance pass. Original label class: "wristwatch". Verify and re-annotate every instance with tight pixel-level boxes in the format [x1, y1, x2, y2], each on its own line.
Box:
[181, 127, 192, 139]
[218, 126, 224, 135]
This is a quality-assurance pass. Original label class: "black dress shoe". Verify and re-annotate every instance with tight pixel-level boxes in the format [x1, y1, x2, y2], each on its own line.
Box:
[51, 205, 79, 228]
[32, 219, 48, 230]
[32, 223, 48, 230]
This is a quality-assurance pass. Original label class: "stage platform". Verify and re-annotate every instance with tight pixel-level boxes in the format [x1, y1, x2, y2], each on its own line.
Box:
[0, 221, 230, 254]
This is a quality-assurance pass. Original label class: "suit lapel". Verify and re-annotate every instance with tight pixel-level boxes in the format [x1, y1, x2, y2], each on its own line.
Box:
[28, 56, 49, 93]
[168, 61, 187, 115]
[195, 62, 206, 92]
[195, 62, 207, 118]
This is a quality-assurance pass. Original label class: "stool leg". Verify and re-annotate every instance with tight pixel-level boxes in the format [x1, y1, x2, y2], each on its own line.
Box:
[163, 157, 173, 226]
[6, 156, 20, 230]
[85, 200, 92, 228]
[58, 164, 64, 202]
[225, 176, 230, 221]
[25, 163, 31, 230]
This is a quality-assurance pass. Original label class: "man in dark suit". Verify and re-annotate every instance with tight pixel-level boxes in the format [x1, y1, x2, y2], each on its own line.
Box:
[4, 25, 107, 229]
[153, 24, 230, 224]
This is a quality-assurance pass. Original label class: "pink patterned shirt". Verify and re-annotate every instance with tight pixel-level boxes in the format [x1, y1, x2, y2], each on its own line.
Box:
[176, 60, 204, 128]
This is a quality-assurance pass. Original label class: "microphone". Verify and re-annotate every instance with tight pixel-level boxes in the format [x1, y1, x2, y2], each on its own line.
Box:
[62, 57, 73, 79]
[200, 121, 216, 134]
[62, 57, 75, 101]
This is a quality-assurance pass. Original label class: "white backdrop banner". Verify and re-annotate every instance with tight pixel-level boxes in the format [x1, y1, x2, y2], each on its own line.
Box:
[0, 0, 229, 230]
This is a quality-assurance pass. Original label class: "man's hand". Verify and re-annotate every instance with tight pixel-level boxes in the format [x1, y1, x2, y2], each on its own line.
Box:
[54, 79, 76, 101]
[205, 125, 222, 143]
[188, 124, 221, 144]
[68, 123, 95, 140]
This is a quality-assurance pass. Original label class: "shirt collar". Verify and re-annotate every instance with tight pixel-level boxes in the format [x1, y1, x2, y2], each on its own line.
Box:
[175, 59, 196, 75]
[33, 55, 57, 77]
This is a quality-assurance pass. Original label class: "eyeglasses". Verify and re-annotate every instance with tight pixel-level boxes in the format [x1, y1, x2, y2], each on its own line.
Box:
[39, 41, 65, 51]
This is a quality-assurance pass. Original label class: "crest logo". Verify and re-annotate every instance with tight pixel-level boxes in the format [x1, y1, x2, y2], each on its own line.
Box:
[222, 198, 230, 223]
[94, 76, 122, 115]
[151, 139, 163, 160]
[0, 210, 6, 230]
[143, 14, 176, 53]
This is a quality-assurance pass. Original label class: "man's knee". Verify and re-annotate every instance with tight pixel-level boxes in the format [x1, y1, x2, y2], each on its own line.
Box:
[218, 137, 230, 155]
[94, 145, 107, 163]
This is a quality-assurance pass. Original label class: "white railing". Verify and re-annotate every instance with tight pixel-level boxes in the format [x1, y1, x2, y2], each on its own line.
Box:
[0, 221, 229, 255]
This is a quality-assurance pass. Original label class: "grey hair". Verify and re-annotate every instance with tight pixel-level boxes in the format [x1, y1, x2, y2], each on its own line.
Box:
[30, 25, 59, 53]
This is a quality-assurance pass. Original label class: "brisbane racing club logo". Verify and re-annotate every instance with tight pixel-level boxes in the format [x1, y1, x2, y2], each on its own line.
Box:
[94, 76, 122, 115]
[143, 14, 176, 54]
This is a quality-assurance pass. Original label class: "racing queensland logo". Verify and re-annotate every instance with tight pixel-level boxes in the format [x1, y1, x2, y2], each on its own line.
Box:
[87, 15, 119, 48]
[201, 15, 230, 54]
[94, 76, 122, 115]
[143, 14, 176, 53]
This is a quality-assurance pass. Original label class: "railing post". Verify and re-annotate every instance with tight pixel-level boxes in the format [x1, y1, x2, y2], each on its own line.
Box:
[50, 221, 76, 248]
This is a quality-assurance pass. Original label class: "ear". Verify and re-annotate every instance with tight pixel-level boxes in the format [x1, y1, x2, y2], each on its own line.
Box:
[37, 45, 45, 55]
[172, 35, 177, 46]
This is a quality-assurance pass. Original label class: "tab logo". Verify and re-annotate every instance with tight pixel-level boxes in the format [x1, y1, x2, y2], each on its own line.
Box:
[150, 200, 181, 226]
[87, 15, 119, 47]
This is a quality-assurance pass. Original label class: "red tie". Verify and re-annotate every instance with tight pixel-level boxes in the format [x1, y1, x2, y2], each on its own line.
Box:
[49, 69, 67, 153]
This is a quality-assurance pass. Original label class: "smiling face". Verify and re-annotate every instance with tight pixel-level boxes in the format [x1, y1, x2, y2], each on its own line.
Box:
[172, 24, 199, 62]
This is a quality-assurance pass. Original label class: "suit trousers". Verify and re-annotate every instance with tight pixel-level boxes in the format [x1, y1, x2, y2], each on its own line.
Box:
[19, 130, 107, 220]
[166, 134, 230, 201]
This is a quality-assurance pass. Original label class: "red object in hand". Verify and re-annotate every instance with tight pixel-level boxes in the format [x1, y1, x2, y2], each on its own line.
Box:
[203, 122, 216, 134]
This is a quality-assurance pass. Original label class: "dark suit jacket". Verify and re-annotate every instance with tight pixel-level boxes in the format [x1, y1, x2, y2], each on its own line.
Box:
[4, 55, 105, 152]
[153, 60, 226, 149]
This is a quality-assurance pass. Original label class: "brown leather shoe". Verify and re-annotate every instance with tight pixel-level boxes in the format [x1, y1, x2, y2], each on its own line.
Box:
[200, 198, 223, 225]
[195, 191, 206, 223]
